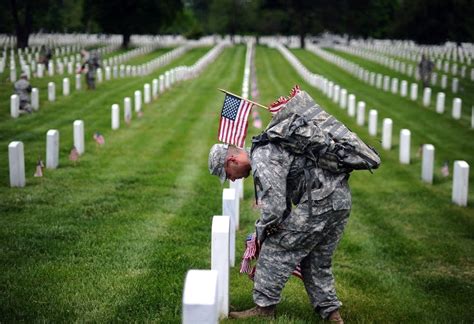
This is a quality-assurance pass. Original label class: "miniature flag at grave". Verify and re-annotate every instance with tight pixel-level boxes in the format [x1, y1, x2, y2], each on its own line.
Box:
[218, 93, 254, 148]
[252, 111, 262, 129]
[69, 146, 79, 162]
[269, 85, 301, 115]
[441, 161, 450, 177]
[93, 132, 105, 146]
[34, 159, 44, 177]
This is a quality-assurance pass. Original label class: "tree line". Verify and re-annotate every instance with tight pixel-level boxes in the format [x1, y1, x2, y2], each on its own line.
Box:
[1, 0, 473, 48]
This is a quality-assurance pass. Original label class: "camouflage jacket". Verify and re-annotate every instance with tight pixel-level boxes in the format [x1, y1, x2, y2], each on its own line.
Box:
[251, 141, 351, 242]
[14, 79, 32, 102]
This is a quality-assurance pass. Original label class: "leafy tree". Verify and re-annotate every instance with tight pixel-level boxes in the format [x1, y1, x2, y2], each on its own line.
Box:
[83, 0, 183, 48]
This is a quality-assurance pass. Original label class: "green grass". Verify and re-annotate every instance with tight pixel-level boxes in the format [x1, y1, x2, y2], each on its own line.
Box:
[0, 44, 473, 323]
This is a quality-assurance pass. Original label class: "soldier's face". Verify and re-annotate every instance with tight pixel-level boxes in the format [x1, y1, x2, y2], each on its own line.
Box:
[224, 155, 251, 181]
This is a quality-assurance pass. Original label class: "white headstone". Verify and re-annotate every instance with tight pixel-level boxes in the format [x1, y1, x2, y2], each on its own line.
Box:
[134, 90, 142, 112]
[421, 144, 434, 184]
[211, 215, 230, 318]
[400, 80, 408, 97]
[144, 84, 151, 104]
[452, 78, 459, 93]
[452, 161, 469, 207]
[431, 72, 437, 86]
[422, 87, 431, 107]
[152, 79, 159, 99]
[333, 85, 340, 104]
[230, 178, 243, 200]
[339, 89, 347, 109]
[223, 188, 237, 267]
[31, 88, 39, 111]
[182, 270, 219, 324]
[10, 66, 16, 82]
[124, 97, 132, 123]
[376, 74, 382, 89]
[62, 78, 70, 96]
[452, 98, 462, 119]
[159, 75, 165, 93]
[112, 104, 120, 130]
[356, 101, 365, 126]
[348, 94, 356, 117]
[48, 62, 54, 76]
[410, 83, 418, 101]
[436, 92, 445, 114]
[75, 73, 81, 90]
[46, 129, 59, 169]
[441, 74, 447, 89]
[165, 71, 170, 89]
[37, 63, 44, 78]
[10, 94, 19, 118]
[383, 75, 390, 91]
[399, 129, 411, 164]
[97, 68, 103, 83]
[368, 109, 377, 136]
[73, 120, 85, 155]
[8, 141, 25, 187]
[48, 82, 56, 102]
[105, 66, 111, 81]
[391, 78, 398, 94]
[382, 118, 393, 150]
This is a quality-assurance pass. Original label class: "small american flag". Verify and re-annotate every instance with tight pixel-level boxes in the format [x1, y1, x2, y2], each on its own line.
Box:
[93, 132, 105, 146]
[218, 93, 253, 148]
[69, 146, 79, 162]
[252, 110, 262, 129]
[34, 159, 44, 177]
[441, 161, 449, 177]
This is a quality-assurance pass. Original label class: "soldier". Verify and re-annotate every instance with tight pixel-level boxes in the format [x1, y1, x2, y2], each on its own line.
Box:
[14, 72, 32, 114]
[419, 54, 434, 88]
[80, 49, 100, 90]
[209, 140, 350, 323]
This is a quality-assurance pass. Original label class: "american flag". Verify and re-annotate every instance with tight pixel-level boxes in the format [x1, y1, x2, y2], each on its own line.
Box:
[218, 93, 253, 148]
[34, 159, 44, 177]
[69, 146, 79, 162]
[93, 132, 105, 146]
[441, 161, 449, 177]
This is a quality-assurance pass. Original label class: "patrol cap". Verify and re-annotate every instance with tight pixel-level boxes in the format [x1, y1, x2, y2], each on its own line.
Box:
[20, 72, 27, 78]
[208, 143, 229, 184]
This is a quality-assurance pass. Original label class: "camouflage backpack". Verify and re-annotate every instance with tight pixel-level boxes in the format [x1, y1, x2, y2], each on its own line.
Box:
[252, 90, 381, 174]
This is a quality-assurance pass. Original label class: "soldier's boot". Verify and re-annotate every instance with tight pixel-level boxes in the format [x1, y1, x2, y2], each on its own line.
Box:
[228, 305, 276, 319]
[328, 310, 344, 324]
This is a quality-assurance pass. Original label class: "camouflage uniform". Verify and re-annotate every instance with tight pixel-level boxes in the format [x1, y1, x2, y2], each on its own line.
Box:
[251, 141, 351, 319]
[82, 53, 100, 90]
[419, 55, 434, 88]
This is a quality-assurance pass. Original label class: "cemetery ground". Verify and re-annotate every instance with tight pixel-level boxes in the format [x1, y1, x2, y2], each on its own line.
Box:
[0, 45, 472, 322]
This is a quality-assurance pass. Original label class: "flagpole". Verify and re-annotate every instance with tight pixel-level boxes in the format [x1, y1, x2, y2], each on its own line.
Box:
[218, 88, 269, 110]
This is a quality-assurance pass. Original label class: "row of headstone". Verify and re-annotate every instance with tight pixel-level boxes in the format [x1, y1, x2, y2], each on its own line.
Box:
[182, 41, 251, 323]
[305, 44, 470, 124]
[336, 42, 473, 84]
[273, 41, 470, 207]
[8, 120, 85, 187]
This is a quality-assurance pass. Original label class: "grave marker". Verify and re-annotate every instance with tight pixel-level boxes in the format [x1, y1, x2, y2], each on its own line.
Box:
[422, 87, 431, 107]
[348, 94, 356, 117]
[73, 120, 85, 155]
[223, 188, 237, 267]
[399, 129, 411, 164]
[368, 109, 377, 136]
[382, 118, 393, 150]
[182, 270, 218, 324]
[436, 92, 445, 113]
[452, 98, 462, 120]
[144, 84, 151, 104]
[112, 104, 120, 130]
[356, 101, 365, 126]
[410, 83, 418, 101]
[31, 88, 39, 110]
[452, 161, 469, 207]
[8, 141, 25, 187]
[10, 94, 19, 118]
[211, 215, 230, 318]
[134, 90, 142, 112]
[421, 144, 434, 184]
[46, 130, 59, 169]
[48, 82, 56, 101]
[124, 97, 132, 123]
[62, 78, 70, 96]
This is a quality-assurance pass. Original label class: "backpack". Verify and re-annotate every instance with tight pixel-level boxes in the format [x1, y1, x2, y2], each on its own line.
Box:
[252, 90, 381, 174]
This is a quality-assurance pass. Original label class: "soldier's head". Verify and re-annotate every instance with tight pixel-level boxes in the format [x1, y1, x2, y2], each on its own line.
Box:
[208, 144, 251, 183]
[20, 72, 28, 80]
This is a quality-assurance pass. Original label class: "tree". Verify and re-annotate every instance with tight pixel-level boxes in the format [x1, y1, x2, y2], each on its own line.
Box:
[83, 0, 183, 48]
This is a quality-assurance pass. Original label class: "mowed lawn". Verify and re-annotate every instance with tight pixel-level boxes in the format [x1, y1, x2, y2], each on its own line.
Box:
[0, 44, 473, 323]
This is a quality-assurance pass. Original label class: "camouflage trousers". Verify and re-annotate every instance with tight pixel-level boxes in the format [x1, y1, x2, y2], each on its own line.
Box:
[253, 206, 350, 319]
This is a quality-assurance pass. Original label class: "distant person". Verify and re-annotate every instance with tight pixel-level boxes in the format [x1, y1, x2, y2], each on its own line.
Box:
[79, 49, 101, 90]
[419, 54, 434, 88]
[14, 72, 32, 114]
[39, 45, 53, 66]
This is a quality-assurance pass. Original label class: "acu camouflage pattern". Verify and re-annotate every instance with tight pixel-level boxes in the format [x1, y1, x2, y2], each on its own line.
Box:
[262, 90, 381, 173]
[250, 138, 351, 319]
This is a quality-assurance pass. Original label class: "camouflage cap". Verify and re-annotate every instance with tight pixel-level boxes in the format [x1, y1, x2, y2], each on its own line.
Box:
[208, 143, 229, 184]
